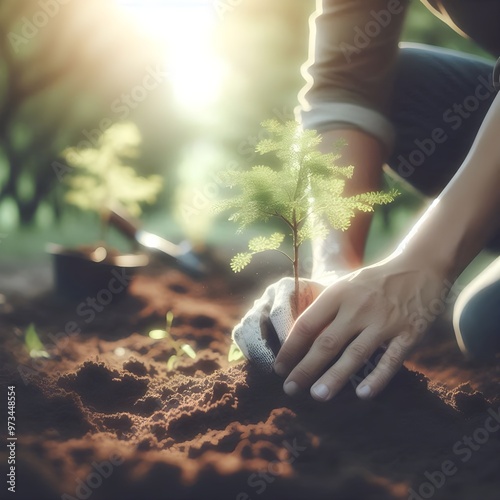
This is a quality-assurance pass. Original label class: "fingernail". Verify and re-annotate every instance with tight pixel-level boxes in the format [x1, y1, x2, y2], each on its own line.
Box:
[356, 384, 372, 399]
[274, 362, 286, 377]
[311, 384, 329, 401]
[283, 381, 300, 397]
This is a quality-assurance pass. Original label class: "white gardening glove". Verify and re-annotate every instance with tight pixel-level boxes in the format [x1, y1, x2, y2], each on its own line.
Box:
[232, 273, 343, 373]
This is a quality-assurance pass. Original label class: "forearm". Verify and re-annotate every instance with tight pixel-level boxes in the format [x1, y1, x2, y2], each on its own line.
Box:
[312, 128, 385, 275]
[399, 93, 500, 280]
[301, 0, 408, 275]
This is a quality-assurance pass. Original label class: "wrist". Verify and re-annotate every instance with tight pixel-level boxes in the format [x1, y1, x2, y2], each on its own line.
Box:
[393, 241, 459, 286]
[394, 199, 473, 282]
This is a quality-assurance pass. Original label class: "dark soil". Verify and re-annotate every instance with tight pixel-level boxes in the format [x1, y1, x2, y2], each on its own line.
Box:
[1, 262, 500, 500]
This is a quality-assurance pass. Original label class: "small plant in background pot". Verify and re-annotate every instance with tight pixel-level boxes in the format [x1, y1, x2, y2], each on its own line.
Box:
[217, 120, 398, 314]
[48, 122, 163, 299]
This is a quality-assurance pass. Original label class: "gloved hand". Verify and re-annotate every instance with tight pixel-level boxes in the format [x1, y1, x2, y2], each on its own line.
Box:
[232, 273, 341, 373]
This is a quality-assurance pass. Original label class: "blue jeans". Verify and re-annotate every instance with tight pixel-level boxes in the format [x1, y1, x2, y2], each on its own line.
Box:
[386, 44, 500, 357]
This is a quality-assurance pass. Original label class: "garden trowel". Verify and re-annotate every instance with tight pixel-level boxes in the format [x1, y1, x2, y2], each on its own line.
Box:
[108, 207, 207, 278]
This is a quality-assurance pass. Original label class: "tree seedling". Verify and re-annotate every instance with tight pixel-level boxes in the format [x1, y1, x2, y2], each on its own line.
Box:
[149, 311, 196, 371]
[63, 122, 163, 244]
[217, 120, 398, 313]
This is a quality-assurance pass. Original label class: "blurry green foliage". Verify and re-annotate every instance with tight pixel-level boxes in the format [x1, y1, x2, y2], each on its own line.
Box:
[63, 122, 163, 220]
[0, 0, 178, 226]
[403, 2, 493, 59]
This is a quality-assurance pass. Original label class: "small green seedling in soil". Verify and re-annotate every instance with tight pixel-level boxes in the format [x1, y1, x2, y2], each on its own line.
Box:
[149, 311, 196, 371]
[24, 323, 50, 359]
[228, 342, 244, 363]
[216, 120, 398, 313]
[63, 122, 163, 244]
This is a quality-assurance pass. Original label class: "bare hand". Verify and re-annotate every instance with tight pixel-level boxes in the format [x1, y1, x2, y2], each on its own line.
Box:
[274, 255, 452, 400]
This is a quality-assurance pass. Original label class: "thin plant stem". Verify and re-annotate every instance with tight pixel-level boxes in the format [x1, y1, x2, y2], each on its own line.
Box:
[292, 209, 300, 316]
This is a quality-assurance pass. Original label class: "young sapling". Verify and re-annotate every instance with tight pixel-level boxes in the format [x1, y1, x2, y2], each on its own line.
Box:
[217, 120, 398, 314]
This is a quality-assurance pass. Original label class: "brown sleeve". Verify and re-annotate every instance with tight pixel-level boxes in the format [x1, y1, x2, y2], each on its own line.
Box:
[298, 0, 410, 151]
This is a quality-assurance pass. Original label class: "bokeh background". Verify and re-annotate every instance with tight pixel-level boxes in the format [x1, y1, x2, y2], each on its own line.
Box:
[0, 0, 494, 286]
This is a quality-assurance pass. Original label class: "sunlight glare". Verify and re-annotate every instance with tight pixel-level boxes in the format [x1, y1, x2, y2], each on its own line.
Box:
[115, 0, 225, 112]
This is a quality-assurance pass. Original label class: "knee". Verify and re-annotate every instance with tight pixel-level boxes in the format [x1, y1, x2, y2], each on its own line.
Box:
[453, 276, 500, 360]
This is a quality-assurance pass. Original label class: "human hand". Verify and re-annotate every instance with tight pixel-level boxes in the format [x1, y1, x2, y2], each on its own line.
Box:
[232, 277, 328, 373]
[274, 255, 452, 400]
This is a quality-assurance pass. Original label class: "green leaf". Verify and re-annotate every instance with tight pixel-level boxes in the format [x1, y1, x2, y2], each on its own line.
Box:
[297, 218, 328, 245]
[167, 355, 178, 371]
[247, 232, 284, 252]
[25, 323, 44, 351]
[228, 343, 245, 362]
[230, 252, 253, 272]
[25, 324, 50, 359]
[149, 329, 167, 340]
[181, 344, 196, 359]
[165, 311, 174, 334]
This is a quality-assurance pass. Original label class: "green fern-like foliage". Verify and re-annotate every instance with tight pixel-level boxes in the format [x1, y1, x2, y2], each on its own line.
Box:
[216, 120, 398, 273]
[63, 122, 163, 218]
[231, 232, 285, 272]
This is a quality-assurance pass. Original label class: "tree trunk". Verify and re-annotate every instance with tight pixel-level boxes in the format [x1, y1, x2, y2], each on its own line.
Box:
[293, 239, 299, 318]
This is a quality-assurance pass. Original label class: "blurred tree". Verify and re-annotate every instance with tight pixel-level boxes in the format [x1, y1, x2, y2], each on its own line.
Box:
[0, 0, 178, 224]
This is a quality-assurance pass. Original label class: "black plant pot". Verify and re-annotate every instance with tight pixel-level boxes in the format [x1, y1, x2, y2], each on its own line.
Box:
[48, 244, 148, 300]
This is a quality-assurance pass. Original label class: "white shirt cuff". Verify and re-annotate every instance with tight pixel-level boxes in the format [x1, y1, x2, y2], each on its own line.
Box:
[298, 102, 395, 155]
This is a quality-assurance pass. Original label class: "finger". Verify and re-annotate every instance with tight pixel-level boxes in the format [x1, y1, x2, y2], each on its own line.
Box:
[274, 283, 344, 377]
[307, 327, 383, 401]
[354, 337, 413, 400]
[282, 316, 361, 396]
